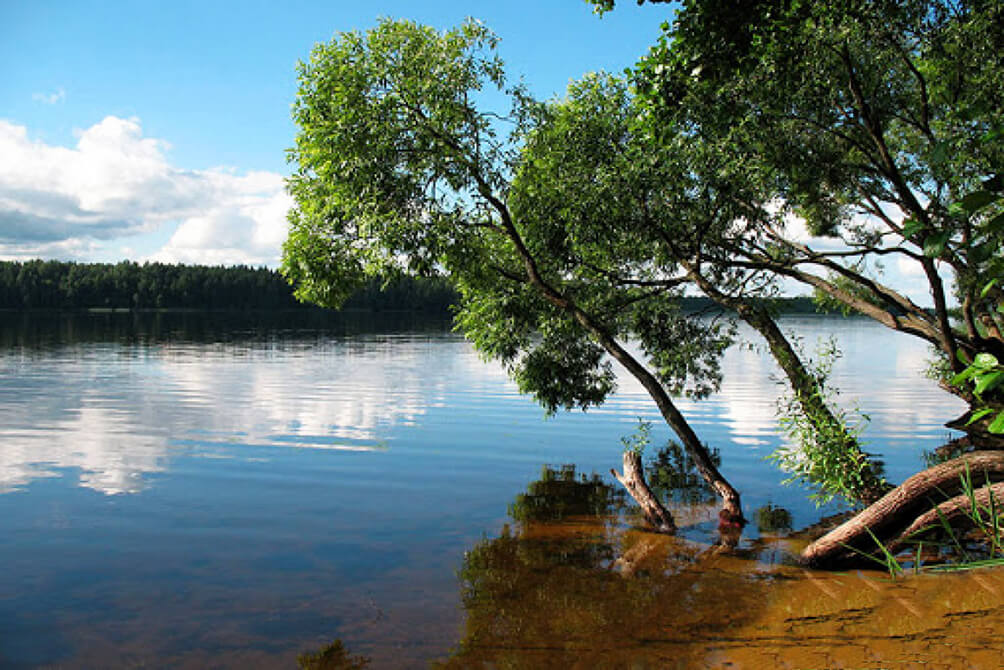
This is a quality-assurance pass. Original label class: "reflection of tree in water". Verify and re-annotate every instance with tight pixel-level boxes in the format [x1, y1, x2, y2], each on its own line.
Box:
[645, 444, 796, 539]
[754, 504, 793, 534]
[644, 441, 721, 506]
[438, 465, 773, 669]
[0, 310, 451, 350]
[443, 467, 1004, 668]
[923, 436, 975, 468]
[297, 639, 369, 670]
[508, 464, 627, 523]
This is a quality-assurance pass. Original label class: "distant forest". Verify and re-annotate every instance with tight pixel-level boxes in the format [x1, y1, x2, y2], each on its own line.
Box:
[0, 260, 457, 312]
[0, 259, 823, 314]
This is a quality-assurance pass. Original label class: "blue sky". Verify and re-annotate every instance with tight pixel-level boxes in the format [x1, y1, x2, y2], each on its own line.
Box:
[0, 1, 938, 304]
[0, 0, 669, 265]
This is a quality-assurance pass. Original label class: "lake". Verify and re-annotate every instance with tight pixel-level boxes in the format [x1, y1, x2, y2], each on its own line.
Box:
[3, 310, 1001, 669]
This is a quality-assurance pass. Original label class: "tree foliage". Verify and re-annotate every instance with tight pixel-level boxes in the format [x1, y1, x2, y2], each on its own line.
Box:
[631, 0, 1004, 391]
[951, 175, 1004, 434]
[284, 2, 1004, 554]
[282, 19, 741, 410]
[594, 0, 1004, 562]
[770, 337, 883, 505]
[282, 18, 744, 518]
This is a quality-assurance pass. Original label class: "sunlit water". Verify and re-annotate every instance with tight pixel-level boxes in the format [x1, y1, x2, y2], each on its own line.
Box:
[0, 310, 991, 668]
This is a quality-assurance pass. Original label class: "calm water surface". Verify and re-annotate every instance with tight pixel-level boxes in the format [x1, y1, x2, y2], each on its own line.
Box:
[1, 311, 996, 669]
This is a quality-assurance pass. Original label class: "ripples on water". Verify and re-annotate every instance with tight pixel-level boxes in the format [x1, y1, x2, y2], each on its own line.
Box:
[0, 311, 988, 668]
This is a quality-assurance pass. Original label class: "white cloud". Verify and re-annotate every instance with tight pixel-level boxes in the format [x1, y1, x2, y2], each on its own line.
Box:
[32, 88, 65, 104]
[772, 204, 946, 306]
[0, 116, 290, 266]
[148, 174, 293, 267]
[896, 254, 927, 277]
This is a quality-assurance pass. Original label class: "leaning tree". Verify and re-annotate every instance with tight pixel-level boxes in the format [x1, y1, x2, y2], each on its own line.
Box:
[597, 0, 1004, 565]
[512, 70, 888, 508]
[281, 19, 746, 527]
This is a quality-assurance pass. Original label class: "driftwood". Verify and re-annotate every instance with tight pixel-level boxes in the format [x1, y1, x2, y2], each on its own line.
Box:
[612, 451, 676, 533]
[802, 451, 1004, 568]
[882, 481, 1004, 557]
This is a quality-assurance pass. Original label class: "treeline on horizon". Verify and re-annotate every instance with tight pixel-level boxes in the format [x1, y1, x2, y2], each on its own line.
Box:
[0, 260, 457, 313]
[0, 259, 823, 314]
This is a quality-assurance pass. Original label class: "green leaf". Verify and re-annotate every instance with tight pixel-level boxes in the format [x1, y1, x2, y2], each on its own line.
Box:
[974, 353, 999, 369]
[930, 141, 949, 166]
[966, 408, 995, 425]
[970, 242, 996, 265]
[959, 191, 997, 213]
[975, 370, 1004, 395]
[988, 411, 1004, 434]
[951, 368, 977, 386]
[900, 217, 924, 239]
[981, 279, 999, 298]
[987, 212, 1004, 235]
[923, 231, 951, 258]
[984, 127, 1004, 142]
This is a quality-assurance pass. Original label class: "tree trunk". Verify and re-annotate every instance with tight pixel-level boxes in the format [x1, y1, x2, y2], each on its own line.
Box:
[487, 192, 743, 528]
[611, 451, 676, 533]
[683, 263, 887, 506]
[738, 302, 890, 505]
[570, 312, 743, 524]
[802, 451, 1004, 568]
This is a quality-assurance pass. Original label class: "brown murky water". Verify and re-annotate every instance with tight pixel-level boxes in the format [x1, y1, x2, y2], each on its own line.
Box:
[437, 509, 1004, 670]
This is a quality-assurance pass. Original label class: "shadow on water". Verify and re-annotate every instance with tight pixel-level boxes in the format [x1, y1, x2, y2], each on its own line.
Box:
[435, 461, 1004, 669]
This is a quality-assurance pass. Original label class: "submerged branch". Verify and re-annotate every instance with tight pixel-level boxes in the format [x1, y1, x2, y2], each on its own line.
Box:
[611, 451, 676, 532]
[802, 451, 1004, 568]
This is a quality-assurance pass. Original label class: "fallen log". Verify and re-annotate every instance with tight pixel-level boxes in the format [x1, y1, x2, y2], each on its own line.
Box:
[882, 481, 1004, 557]
[802, 451, 1004, 568]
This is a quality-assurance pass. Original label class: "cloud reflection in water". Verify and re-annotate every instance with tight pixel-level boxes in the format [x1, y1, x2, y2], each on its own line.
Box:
[0, 332, 473, 495]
